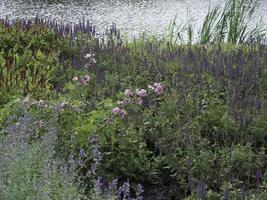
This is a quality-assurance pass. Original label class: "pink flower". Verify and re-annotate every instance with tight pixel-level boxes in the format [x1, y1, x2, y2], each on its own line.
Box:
[123, 98, 131, 105]
[60, 102, 68, 109]
[81, 75, 90, 85]
[112, 107, 120, 114]
[153, 83, 164, 95]
[136, 89, 147, 97]
[37, 99, 45, 108]
[59, 102, 68, 112]
[153, 82, 162, 87]
[124, 89, 133, 97]
[119, 109, 127, 118]
[22, 96, 30, 111]
[136, 97, 143, 105]
[73, 76, 79, 81]
[112, 107, 127, 118]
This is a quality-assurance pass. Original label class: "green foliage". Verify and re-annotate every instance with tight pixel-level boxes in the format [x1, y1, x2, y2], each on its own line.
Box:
[0, 22, 60, 95]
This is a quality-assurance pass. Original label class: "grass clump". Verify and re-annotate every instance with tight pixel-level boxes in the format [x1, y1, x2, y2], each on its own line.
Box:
[200, 0, 265, 44]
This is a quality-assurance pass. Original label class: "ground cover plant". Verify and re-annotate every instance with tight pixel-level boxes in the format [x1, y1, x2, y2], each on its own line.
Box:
[1, 0, 267, 199]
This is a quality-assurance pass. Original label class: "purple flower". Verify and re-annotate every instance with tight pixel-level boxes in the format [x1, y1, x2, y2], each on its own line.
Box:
[81, 75, 90, 85]
[112, 107, 121, 114]
[136, 89, 147, 97]
[119, 109, 127, 118]
[136, 97, 143, 105]
[148, 83, 164, 95]
[124, 89, 134, 97]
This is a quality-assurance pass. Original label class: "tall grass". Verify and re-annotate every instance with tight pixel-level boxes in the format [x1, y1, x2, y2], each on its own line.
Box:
[200, 0, 266, 44]
[166, 0, 265, 45]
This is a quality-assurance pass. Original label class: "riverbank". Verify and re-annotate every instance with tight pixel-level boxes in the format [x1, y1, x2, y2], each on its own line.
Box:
[1, 15, 267, 199]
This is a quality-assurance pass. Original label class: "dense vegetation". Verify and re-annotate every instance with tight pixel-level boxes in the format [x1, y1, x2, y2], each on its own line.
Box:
[1, 0, 267, 199]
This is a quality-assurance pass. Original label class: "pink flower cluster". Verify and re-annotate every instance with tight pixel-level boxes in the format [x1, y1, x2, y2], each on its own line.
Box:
[136, 89, 147, 97]
[111, 82, 164, 118]
[148, 82, 164, 95]
[124, 89, 134, 97]
[73, 74, 91, 86]
[112, 107, 127, 118]
[122, 88, 147, 106]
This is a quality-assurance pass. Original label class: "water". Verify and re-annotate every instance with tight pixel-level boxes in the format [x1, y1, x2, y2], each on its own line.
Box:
[1, 0, 267, 37]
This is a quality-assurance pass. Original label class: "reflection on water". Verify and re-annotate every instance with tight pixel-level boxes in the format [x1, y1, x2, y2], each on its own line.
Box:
[1, 0, 267, 36]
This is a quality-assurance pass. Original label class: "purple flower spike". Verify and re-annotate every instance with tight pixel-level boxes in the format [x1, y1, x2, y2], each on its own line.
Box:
[137, 184, 144, 200]
[198, 178, 206, 200]
[256, 168, 263, 187]
[95, 176, 103, 199]
[79, 149, 87, 158]
[121, 179, 130, 200]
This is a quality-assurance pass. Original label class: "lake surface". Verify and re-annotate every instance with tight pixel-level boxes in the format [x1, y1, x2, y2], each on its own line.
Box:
[1, 0, 267, 37]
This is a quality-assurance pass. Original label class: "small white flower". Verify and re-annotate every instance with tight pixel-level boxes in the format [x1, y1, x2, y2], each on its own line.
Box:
[73, 76, 79, 81]
[85, 53, 91, 59]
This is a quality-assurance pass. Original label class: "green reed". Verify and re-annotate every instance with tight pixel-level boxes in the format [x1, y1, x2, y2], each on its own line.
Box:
[200, 0, 266, 44]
